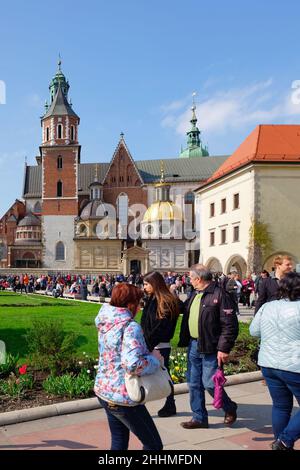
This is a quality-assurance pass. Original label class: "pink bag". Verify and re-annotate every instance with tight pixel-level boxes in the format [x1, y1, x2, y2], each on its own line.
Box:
[212, 366, 227, 409]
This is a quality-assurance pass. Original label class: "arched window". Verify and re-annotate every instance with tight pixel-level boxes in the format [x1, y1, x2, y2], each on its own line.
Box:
[79, 225, 87, 236]
[117, 193, 128, 226]
[57, 124, 63, 139]
[184, 191, 195, 204]
[55, 242, 65, 261]
[46, 127, 49, 141]
[57, 181, 63, 197]
[71, 125, 75, 141]
[184, 191, 195, 230]
[57, 156, 63, 169]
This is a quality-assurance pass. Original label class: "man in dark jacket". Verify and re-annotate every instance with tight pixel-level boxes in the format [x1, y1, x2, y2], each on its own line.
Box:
[179, 264, 239, 429]
[255, 255, 294, 314]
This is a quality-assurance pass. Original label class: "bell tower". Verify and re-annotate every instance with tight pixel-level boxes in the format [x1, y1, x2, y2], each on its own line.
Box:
[40, 59, 80, 269]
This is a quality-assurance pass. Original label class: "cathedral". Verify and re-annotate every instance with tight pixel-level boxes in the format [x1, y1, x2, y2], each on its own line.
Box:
[0, 62, 227, 274]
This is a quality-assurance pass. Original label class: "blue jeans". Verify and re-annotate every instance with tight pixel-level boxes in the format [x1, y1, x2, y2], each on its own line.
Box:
[187, 339, 236, 422]
[262, 367, 300, 448]
[99, 398, 163, 451]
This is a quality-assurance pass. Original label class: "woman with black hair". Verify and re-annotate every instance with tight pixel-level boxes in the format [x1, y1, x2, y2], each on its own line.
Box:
[250, 272, 300, 450]
[142, 271, 180, 417]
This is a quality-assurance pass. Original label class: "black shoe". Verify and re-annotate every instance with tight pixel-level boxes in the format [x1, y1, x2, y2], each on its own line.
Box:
[158, 404, 177, 417]
[271, 439, 294, 451]
[180, 419, 209, 429]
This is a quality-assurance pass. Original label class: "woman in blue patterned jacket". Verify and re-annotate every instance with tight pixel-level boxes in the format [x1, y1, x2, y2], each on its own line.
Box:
[250, 272, 300, 450]
[94, 283, 163, 451]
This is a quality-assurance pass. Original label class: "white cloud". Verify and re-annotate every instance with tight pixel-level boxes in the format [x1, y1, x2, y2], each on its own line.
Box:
[26, 93, 44, 108]
[161, 79, 300, 137]
[160, 96, 190, 114]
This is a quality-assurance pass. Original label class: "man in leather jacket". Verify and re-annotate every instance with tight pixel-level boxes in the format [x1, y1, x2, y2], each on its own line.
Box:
[178, 264, 239, 429]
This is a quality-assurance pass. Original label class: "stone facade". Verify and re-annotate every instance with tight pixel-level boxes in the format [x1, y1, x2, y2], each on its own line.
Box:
[198, 125, 300, 277]
[42, 215, 76, 271]
[0, 63, 229, 274]
[74, 239, 122, 272]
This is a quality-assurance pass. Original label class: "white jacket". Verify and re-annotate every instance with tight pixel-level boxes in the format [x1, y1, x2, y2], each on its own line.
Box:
[250, 299, 300, 373]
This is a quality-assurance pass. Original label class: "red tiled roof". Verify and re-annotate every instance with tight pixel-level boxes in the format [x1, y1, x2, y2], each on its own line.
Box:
[207, 125, 300, 184]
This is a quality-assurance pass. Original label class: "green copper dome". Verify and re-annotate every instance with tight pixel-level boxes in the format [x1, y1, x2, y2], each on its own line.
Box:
[49, 59, 70, 103]
[43, 58, 79, 120]
[179, 105, 209, 158]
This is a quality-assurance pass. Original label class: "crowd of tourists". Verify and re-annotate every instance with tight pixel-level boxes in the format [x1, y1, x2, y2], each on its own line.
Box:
[0, 254, 299, 451]
[93, 254, 300, 451]
[0, 269, 280, 308]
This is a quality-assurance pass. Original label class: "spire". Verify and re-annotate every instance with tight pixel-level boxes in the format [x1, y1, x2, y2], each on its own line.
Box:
[49, 58, 70, 103]
[43, 83, 79, 119]
[89, 163, 102, 199]
[187, 92, 200, 148]
[179, 92, 209, 158]
[94, 163, 100, 182]
[154, 160, 170, 202]
[191, 91, 197, 125]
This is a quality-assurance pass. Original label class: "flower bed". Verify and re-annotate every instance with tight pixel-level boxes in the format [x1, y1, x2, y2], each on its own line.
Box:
[0, 316, 259, 413]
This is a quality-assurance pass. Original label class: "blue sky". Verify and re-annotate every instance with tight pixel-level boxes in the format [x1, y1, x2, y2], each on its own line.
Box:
[1, 0, 300, 215]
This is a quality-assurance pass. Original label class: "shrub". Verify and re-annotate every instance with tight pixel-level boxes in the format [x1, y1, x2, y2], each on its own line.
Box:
[0, 353, 19, 379]
[0, 372, 34, 398]
[64, 352, 98, 379]
[229, 322, 260, 372]
[42, 371, 94, 398]
[25, 319, 78, 375]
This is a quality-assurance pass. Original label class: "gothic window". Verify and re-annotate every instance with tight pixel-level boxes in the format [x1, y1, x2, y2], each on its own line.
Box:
[117, 193, 128, 227]
[46, 127, 49, 141]
[55, 241, 65, 261]
[57, 181, 63, 197]
[71, 125, 75, 141]
[185, 191, 195, 230]
[57, 156, 63, 169]
[57, 124, 63, 139]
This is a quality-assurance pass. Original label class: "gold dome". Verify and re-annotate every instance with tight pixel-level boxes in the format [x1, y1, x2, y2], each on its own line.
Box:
[143, 201, 184, 223]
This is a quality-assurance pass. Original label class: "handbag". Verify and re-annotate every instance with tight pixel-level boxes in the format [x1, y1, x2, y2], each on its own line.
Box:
[125, 360, 174, 404]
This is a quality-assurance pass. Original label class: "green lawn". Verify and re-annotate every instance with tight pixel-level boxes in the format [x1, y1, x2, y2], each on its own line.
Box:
[0, 292, 182, 362]
[0, 292, 100, 362]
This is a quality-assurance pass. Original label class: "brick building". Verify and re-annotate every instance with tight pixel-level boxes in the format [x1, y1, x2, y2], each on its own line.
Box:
[0, 62, 227, 274]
